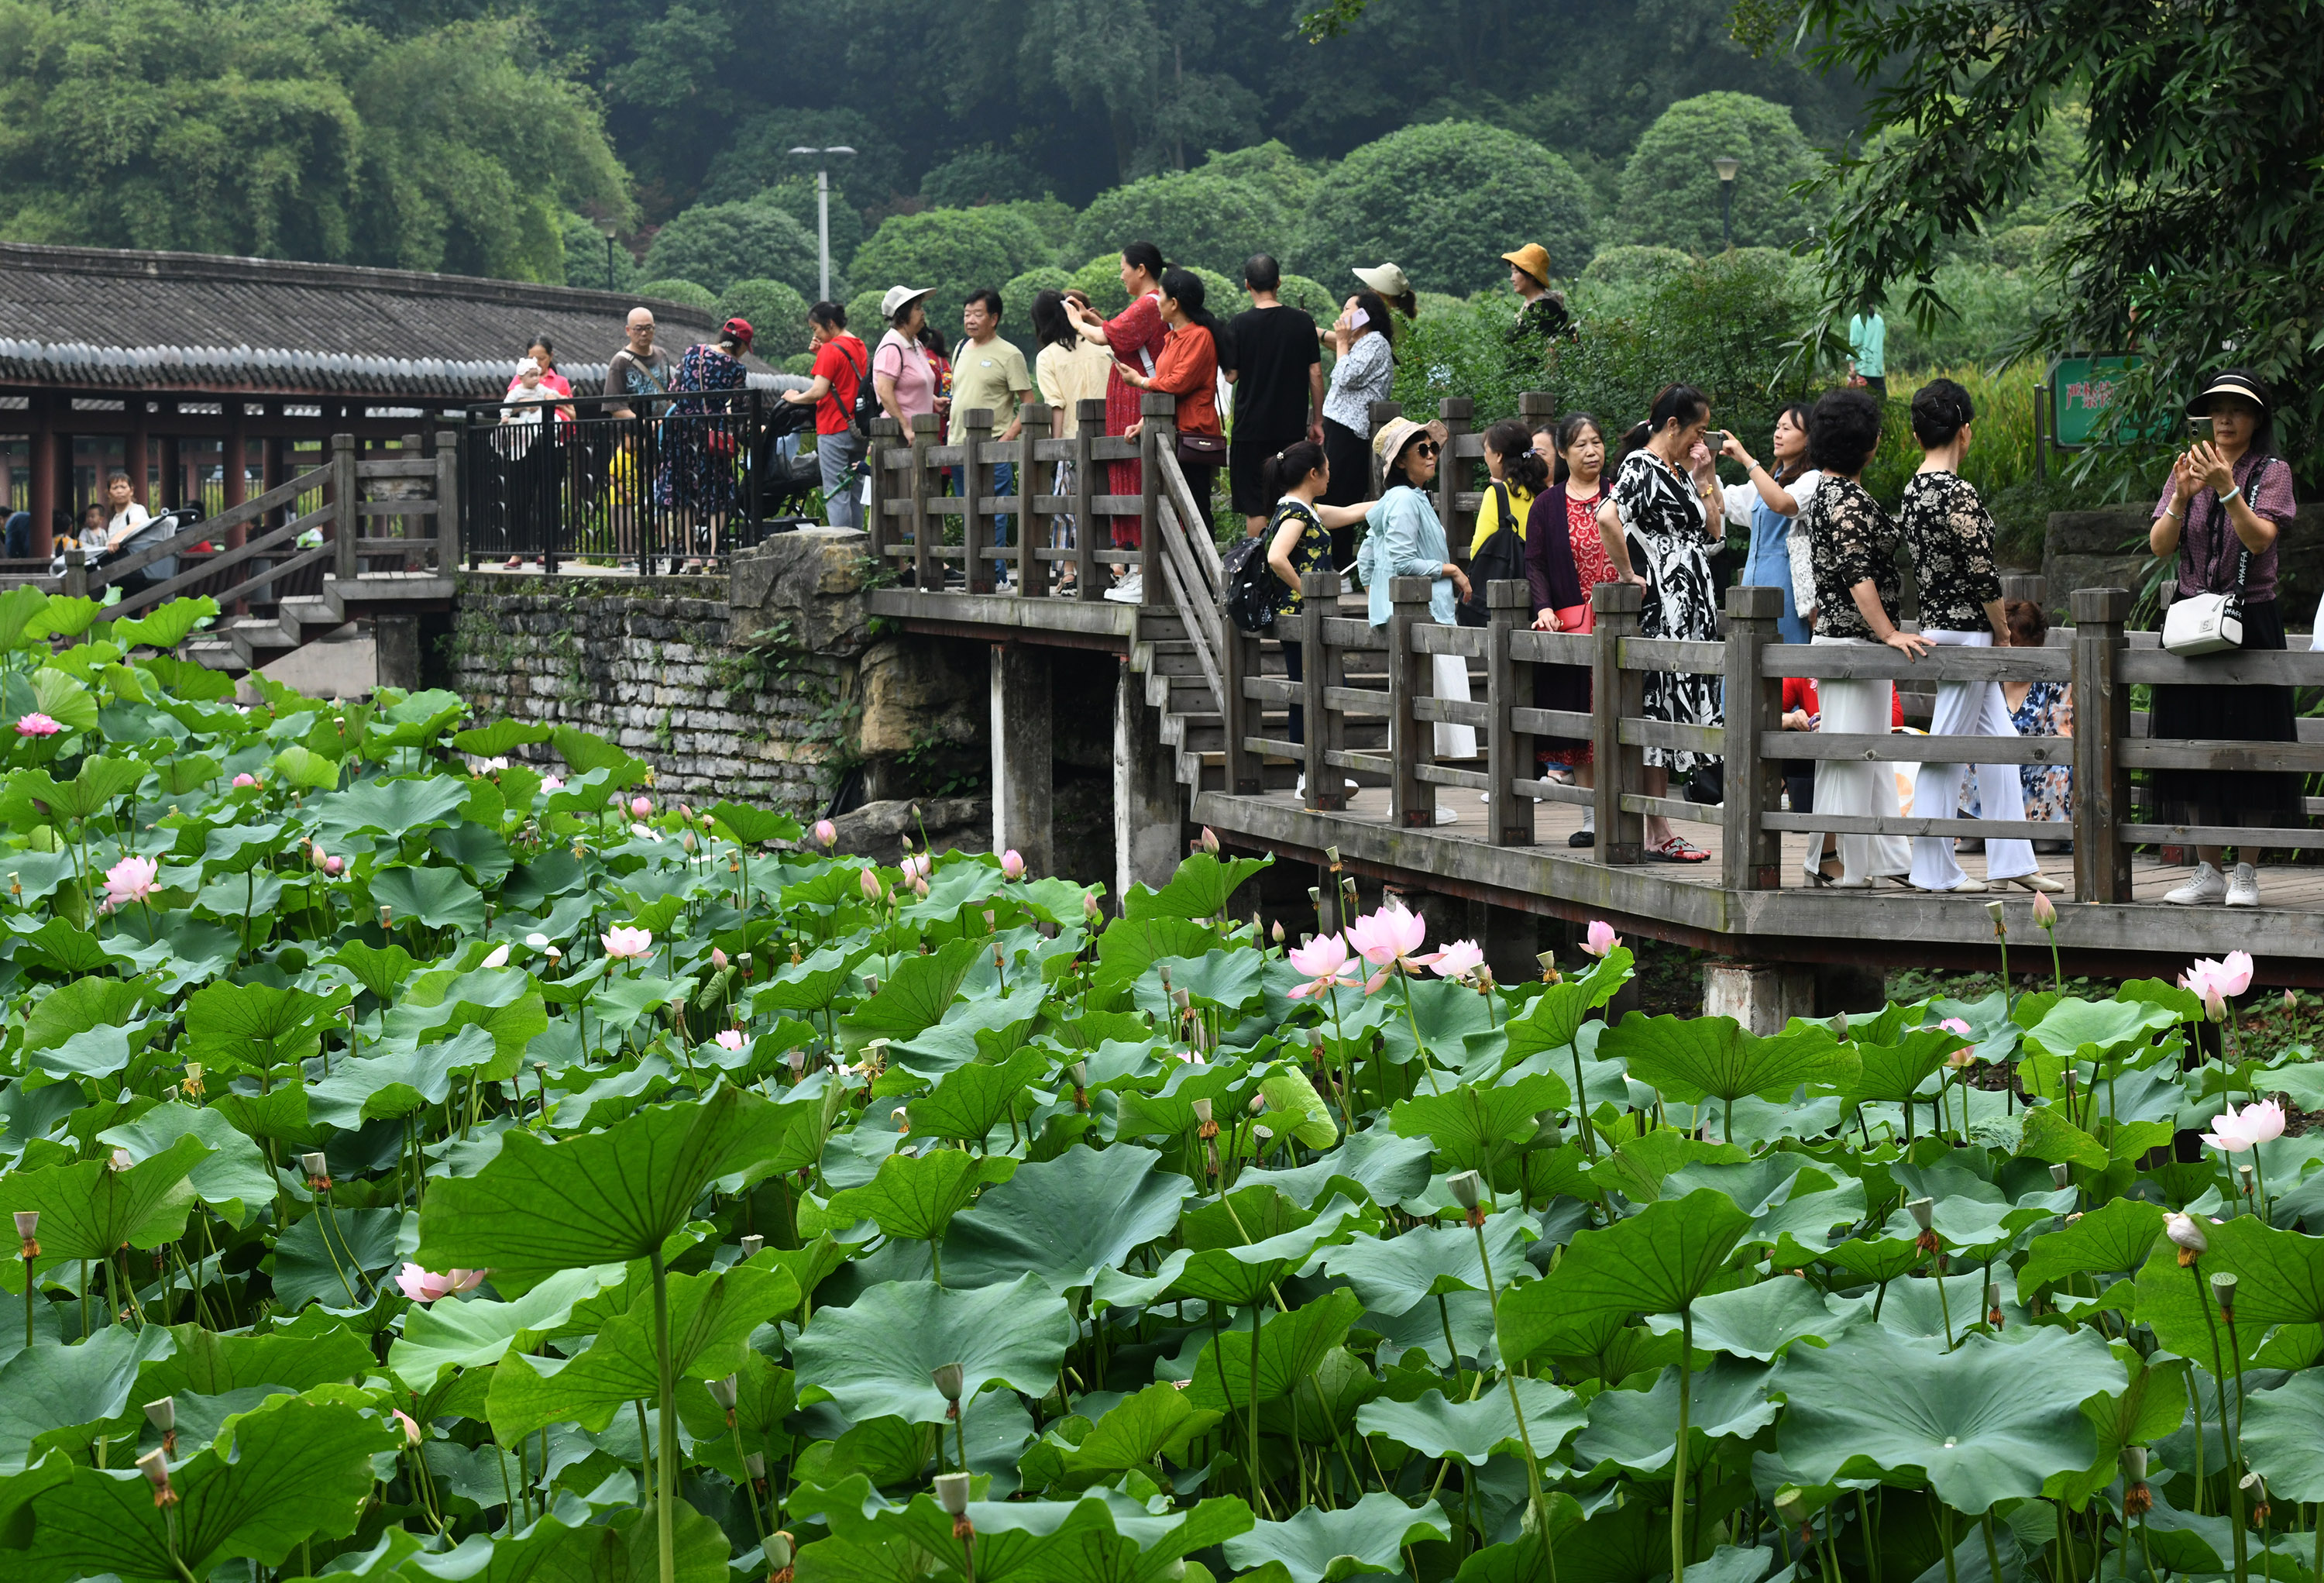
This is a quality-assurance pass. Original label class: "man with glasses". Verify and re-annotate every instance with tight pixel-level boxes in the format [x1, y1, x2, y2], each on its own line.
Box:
[604, 308, 673, 420]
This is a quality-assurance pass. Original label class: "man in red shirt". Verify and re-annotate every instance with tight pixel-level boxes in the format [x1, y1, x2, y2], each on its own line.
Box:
[782, 301, 870, 528]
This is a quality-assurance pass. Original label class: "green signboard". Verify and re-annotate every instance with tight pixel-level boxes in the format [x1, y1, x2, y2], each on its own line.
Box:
[2050, 354, 2140, 448]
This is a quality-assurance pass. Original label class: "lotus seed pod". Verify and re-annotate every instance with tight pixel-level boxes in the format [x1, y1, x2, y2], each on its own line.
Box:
[744, 1452, 768, 1480]
[2122, 1446, 2148, 1480]
[2051, 1162, 2071, 1188]
[740, 1234, 764, 1259]
[1906, 1196, 1935, 1230]
[933, 1471, 971, 1515]
[136, 1447, 174, 1504]
[12, 1211, 36, 1241]
[2212, 1271, 2238, 1316]
[706, 1375, 737, 1411]
[765, 1530, 792, 1568]
[301, 1151, 328, 1179]
[1772, 1488, 1809, 1527]
[932, 1362, 964, 1402]
[1191, 1098, 1213, 1125]
[144, 1397, 175, 1432]
[1067, 1062, 1088, 1088]
[1445, 1171, 1483, 1210]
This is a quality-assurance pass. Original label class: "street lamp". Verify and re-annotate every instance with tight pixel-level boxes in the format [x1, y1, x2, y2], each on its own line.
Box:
[788, 146, 858, 302]
[601, 222, 619, 293]
[1713, 157, 1741, 252]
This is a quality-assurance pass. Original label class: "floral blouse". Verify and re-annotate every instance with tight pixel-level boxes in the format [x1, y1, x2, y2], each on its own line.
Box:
[1269, 497, 1331, 616]
[1899, 470, 2003, 632]
[1322, 332, 1394, 432]
[1804, 476, 1901, 642]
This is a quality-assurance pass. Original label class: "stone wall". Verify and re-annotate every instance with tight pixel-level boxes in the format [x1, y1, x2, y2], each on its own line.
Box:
[439, 528, 986, 820]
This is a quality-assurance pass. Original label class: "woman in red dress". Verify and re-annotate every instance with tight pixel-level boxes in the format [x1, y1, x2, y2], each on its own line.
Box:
[1525, 413, 1618, 845]
[1068, 241, 1168, 597]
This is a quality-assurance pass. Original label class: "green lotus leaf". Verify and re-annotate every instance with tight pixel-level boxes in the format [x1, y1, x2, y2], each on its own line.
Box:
[708, 798, 801, 847]
[1353, 1375, 1583, 1468]
[1223, 1490, 1450, 1583]
[827, 1147, 1018, 1245]
[486, 1262, 799, 1441]
[1122, 851, 1270, 921]
[863, 1488, 1251, 1582]
[414, 1083, 796, 1293]
[0, 1325, 176, 1471]
[1322, 1208, 1533, 1317]
[940, 1143, 1194, 1295]
[837, 936, 982, 1051]
[1094, 914, 1224, 992]
[1186, 1289, 1366, 1412]
[791, 1275, 1072, 1425]
[2051, 1345, 2192, 1505]
[2132, 1211, 2324, 1368]
[1504, 948, 1634, 1065]
[1831, 1271, 2029, 1340]
[1644, 1274, 1858, 1361]
[133, 1320, 374, 1404]
[1258, 1062, 1340, 1150]
[1743, 1181, 1869, 1252]
[24, 973, 148, 1053]
[2017, 1106, 2110, 1171]
[98, 1102, 275, 1228]
[2240, 1371, 2324, 1502]
[1572, 1356, 1778, 1474]
[751, 943, 858, 1013]
[2016, 1196, 2164, 1301]
[1587, 1130, 1748, 1202]
[905, 1047, 1051, 1142]
[1240, 1128, 1438, 1210]
[1391, 1072, 1569, 1175]
[1601, 1013, 1858, 1138]
[306, 1024, 497, 1127]
[184, 978, 342, 1075]
[1102, 1197, 1367, 1309]
[1776, 1323, 2125, 1510]
[1380, 976, 1499, 1069]
[451, 718, 555, 758]
[270, 744, 342, 792]
[2020, 996, 2177, 1060]
[386, 1264, 628, 1388]
[1038, 1382, 1223, 1491]
[0, 1131, 209, 1261]
[380, 963, 547, 1075]
[268, 1206, 401, 1312]
[1496, 1189, 1751, 1366]
[309, 776, 472, 845]
[1844, 1026, 1964, 1106]
[370, 865, 485, 931]
[551, 724, 647, 784]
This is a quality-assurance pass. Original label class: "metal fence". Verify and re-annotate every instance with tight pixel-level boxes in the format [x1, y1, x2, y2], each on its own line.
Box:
[458, 387, 820, 574]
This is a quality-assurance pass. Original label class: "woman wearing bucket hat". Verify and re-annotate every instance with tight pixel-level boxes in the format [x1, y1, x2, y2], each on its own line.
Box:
[1501, 243, 1573, 360]
[2151, 367, 2302, 908]
[1359, 415, 1474, 824]
[872, 287, 940, 431]
[1353, 263, 1419, 321]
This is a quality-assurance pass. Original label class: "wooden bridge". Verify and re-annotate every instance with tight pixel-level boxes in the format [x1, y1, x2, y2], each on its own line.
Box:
[860, 397, 2324, 989]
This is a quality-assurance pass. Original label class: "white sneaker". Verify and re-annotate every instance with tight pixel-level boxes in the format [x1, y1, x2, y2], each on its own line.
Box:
[2164, 862, 2226, 906]
[1432, 807, 1459, 824]
[2226, 862, 2260, 908]
[1103, 572, 1143, 604]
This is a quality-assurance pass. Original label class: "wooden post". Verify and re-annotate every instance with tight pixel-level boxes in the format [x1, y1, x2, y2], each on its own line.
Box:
[1301, 570, 1339, 811]
[1519, 391, 1558, 432]
[29, 397, 53, 559]
[128, 415, 149, 510]
[1222, 614, 1262, 796]
[907, 412, 937, 591]
[331, 432, 357, 584]
[1438, 395, 1473, 557]
[1486, 577, 1535, 846]
[1721, 583, 1784, 890]
[1139, 392, 1174, 604]
[1592, 580, 1645, 863]
[865, 415, 899, 566]
[435, 428, 462, 571]
[61, 548, 85, 600]
[1367, 399, 1402, 495]
[1016, 402, 1049, 595]
[1072, 398, 1102, 601]
[2071, 586, 2131, 903]
[961, 407, 994, 594]
[224, 405, 247, 519]
[1388, 575, 1434, 828]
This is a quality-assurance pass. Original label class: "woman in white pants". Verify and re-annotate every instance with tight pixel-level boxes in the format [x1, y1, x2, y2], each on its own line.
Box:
[1897, 380, 2064, 894]
[1799, 387, 1922, 886]
[1358, 415, 1474, 822]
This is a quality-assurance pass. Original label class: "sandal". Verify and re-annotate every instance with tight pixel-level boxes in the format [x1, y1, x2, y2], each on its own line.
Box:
[1647, 835, 1710, 864]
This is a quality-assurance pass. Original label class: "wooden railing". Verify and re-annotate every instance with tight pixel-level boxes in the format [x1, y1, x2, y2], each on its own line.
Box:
[64, 432, 459, 621]
[1222, 576, 2324, 907]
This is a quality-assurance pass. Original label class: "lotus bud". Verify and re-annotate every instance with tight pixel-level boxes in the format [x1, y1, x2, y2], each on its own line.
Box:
[933, 1470, 971, 1516]
[2211, 1271, 2238, 1320]
[1269, 919, 1285, 946]
[2166, 1210, 2209, 1264]
[712, 947, 728, 970]
[136, 1446, 176, 1508]
[108, 1148, 132, 1172]
[815, 819, 837, 848]
[2031, 889, 2058, 928]
[2051, 1162, 2071, 1188]
[740, 1234, 764, 1260]
[2287, 988, 2299, 1014]
[1083, 891, 1103, 926]
[932, 1362, 964, 1406]
[1906, 1196, 1935, 1230]
[1199, 827, 1219, 855]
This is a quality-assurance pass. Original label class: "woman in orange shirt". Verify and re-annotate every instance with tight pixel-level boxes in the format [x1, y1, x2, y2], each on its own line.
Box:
[1117, 267, 1225, 540]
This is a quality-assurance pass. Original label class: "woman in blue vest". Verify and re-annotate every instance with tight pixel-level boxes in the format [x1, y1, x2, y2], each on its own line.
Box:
[1718, 402, 1820, 645]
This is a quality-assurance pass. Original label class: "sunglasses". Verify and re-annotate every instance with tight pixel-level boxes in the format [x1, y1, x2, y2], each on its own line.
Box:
[1409, 440, 1441, 458]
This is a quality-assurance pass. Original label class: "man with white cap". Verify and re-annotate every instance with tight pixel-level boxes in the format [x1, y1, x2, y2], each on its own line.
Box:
[872, 285, 940, 431]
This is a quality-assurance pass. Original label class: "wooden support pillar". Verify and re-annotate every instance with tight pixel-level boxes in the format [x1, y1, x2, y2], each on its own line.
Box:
[1113, 661, 1182, 906]
[1138, 391, 1173, 604]
[2071, 586, 2131, 903]
[1438, 395, 1473, 555]
[865, 415, 899, 568]
[160, 431, 182, 510]
[1591, 580, 1645, 864]
[1486, 577, 1534, 846]
[1722, 583, 1785, 890]
[907, 413, 937, 590]
[1388, 575, 1433, 828]
[961, 406, 993, 595]
[1519, 390, 1558, 435]
[127, 411, 149, 508]
[1071, 399, 1102, 602]
[29, 397, 54, 558]
[224, 405, 248, 519]
[331, 433, 357, 584]
[1016, 402, 1049, 595]
[1703, 963, 1814, 1036]
[1222, 612, 1262, 797]
[990, 642, 1054, 876]
[1301, 570, 1342, 812]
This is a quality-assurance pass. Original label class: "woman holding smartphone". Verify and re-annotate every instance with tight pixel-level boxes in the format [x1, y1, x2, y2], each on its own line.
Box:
[2151, 368, 2300, 909]
[1318, 290, 1397, 566]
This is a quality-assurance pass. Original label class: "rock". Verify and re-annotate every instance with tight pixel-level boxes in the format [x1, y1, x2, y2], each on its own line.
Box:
[830, 796, 990, 864]
[856, 637, 982, 758]
[728, 527, 873, 656]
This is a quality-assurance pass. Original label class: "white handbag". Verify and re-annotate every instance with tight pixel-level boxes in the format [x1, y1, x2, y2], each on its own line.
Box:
[2161, 507, 2253, 657]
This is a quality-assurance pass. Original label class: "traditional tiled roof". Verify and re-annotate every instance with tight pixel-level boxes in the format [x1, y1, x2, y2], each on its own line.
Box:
[0, 242, 778, 399]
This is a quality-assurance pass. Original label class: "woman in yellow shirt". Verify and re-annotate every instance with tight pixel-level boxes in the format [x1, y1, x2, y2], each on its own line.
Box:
[1469, 418, 1549, 556]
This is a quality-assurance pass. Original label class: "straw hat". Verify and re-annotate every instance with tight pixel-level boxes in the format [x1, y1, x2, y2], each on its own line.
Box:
[1371, 415, 1449, 469]
[1501, 243, 1552, 286]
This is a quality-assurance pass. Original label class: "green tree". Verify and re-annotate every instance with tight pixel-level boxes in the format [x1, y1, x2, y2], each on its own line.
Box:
[696, 107, 907, 208]
[643, 201, 819, 297]
[1000, 267, 1074, 360]
[719, 279, 811, 359]
[1070, 169, 1287, 279]
[1614, 93, 1821, 253]
[922, 147, 1050, 208]
[636, 278, 718, 314]
[563, 212, 643, 292]
[851, 208, 1056, 324]
[1295, 121, 1598, 298]
[747, 180, 867, 289]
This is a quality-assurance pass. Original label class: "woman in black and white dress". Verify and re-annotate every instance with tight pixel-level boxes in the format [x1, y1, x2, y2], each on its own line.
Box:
[1595, 383, 1724, 862]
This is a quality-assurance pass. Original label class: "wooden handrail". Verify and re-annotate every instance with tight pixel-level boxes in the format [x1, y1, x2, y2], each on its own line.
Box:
[90, 464, 330, 590]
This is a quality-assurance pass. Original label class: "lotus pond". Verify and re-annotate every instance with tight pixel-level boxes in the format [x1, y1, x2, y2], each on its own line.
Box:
[0, 590, 2320, 1583]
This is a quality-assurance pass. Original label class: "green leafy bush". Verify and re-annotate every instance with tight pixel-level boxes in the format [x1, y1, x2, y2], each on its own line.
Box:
[1614, 92, 1824, 253]
[717, 278, 811, 360]
[634, 277, 718, 315]
[1296, 120, 1599, 296]
[852, 207, 1057, 324]
[1070, 168, 1288, 279]
[921, 146, 1050, 208]
[741, 179, 868, 290]
[642, 201, 819, 297]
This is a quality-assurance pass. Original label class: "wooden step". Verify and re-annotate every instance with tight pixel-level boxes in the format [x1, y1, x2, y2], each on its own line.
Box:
[185, 638, 248, 675]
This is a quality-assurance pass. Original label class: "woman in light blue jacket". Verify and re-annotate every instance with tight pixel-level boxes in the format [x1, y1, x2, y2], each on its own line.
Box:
[1359, 415, 1475, 824]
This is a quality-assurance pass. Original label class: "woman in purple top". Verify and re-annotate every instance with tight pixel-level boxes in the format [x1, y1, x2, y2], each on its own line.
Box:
[2150, 368, 2301, 910]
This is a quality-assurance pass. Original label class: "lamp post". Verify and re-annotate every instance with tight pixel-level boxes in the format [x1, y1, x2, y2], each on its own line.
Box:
[602, 223, 619, 293]
[788, 146, 858, 302]
[1713, 157, 1740, 252]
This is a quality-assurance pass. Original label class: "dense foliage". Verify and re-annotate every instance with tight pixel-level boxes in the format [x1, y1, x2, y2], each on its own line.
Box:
[0, 584, 2313, 1583]
[1614, 93, 1824, 255]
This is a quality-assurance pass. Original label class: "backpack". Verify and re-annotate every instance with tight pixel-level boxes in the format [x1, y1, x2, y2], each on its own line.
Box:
[842, 339, 879, 438]
[1222, 532, 1277, 635]
[1458, 481, 1528, 628]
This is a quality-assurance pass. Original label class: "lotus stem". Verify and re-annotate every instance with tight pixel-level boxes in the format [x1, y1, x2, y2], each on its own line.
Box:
[1673, 1304, 1693, 1583]
[1455, 1178, 1557, 1583]
[650, 1248, 676, 1583]
[2190, 1256, 2246, 1583]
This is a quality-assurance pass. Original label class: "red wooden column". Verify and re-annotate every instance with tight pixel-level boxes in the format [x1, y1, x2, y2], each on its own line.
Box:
[28, 395, 54, 557]
[128, 409, 150, 508]
[224, 404, 248, 529]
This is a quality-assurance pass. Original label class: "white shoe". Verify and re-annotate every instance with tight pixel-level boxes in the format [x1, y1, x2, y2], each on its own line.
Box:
[2164, 862, 2226, 906]
[1103, 572, 1143, 604]
[1917, 877, 1992, 893]
[2226, 862, 2260, 908]
[1432, 807, 1459, 824]
[1294, 774, 1357, 798]
[2010, 872, 2066, 893]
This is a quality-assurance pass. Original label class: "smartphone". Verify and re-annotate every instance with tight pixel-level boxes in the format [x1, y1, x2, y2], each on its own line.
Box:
[2190, 415, 2215, 439]
[1707, 430, 1729, 449]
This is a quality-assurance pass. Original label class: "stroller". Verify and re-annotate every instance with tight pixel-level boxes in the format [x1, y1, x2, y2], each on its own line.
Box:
[58, 503, 203, 597]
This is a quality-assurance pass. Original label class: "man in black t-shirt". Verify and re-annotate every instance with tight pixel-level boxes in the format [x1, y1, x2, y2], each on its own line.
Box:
[1224, 253, 1324, 537]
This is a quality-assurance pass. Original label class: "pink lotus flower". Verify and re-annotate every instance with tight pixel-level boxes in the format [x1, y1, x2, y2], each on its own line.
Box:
[12, 712, 59, 737]
[2202, 1098, 2288, 1155]
[1940, 1017, 1974, 1038]
[712, 948, 728, 969]
[1286, 932, 1360, 1000]
[858, 865, 883, 902]
[2190, 952, 2255, 1005]
[1582, 920, 1621, 958]
[394, 1409, 422, 1445]
[902, 851, 933, 882]
[630, 796, 652, 818]
[1000, 848, 1026, 880]
[600, 925, 653, 961]
[480, 943, 510, 969]
[394, 1263, 485, 1303]
[323, 855, 344, 876]
[2031, 890, 2058, 927]
[104, 855, 157, 908]
[1427, 938, 1487, 981]
[231, 773, 258, 788]
[813, 818, 837, 848]
[715, 1029, 747, 1051]
[1346, 901, 1428, 971]
[541, 774, 565, 791]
